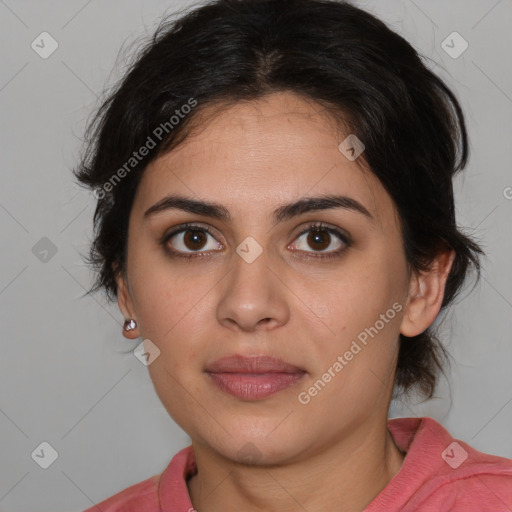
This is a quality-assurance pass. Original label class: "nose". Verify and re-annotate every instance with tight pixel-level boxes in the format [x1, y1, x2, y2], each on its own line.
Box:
[216, 246, 290, 332]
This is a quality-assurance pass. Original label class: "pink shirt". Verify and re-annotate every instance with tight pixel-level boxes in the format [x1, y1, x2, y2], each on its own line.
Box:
[84, 417, 512, 511]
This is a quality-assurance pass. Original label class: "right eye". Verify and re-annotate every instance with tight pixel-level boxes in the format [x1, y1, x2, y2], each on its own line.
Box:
[162, 223, 223, 258]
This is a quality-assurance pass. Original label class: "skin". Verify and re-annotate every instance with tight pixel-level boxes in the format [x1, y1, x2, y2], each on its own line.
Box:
[116, 91, 454, 512]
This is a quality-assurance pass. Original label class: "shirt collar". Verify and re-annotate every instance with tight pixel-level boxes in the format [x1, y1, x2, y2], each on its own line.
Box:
[159, 444, 197, 511]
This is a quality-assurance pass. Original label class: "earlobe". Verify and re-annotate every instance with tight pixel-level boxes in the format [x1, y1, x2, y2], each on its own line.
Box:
[400, 249, 455, 338]
[115, 269, 140, 339]
[123, 319, 138, 337]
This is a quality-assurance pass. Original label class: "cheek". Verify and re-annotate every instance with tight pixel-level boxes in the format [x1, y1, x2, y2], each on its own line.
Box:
[324, 258, 401, 335]
[130, 264, 213, 385]
[129, 251, 207, 340]
[305, 253, 404, 384]
[135, 272, 207, 427]
[301, 304, 401, 420]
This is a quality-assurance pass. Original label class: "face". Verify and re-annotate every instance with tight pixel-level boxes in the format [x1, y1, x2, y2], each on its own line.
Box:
[117, 91, 446, 465]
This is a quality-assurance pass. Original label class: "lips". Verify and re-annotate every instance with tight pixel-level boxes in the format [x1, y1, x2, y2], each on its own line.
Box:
[205, 354, 306, 400]
[205, 354, 305, 374]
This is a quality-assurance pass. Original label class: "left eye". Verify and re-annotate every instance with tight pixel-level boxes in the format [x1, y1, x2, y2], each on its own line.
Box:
[291, 226, 347, 254]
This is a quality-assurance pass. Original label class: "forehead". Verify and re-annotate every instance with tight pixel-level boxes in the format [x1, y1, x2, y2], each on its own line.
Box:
[132, 92, 396, 230]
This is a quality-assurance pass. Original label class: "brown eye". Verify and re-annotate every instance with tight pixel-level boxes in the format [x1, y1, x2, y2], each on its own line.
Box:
[182, 229, 208, 251]
[306, 228, 331, 251]
[291, 223, 349, 258]
[165, 225, 222, 255]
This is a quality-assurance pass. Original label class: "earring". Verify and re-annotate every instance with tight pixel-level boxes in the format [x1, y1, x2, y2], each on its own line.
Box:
[124, 319, 137, 332]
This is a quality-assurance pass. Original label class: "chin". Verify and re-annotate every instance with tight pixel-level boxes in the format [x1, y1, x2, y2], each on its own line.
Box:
[198, 422, 310, 467]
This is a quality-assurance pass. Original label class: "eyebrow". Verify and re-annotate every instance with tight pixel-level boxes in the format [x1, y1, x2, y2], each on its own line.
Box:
[143, 193, 374, 224]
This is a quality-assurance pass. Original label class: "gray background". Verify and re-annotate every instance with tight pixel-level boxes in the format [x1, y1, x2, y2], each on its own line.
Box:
[1, 0, 511, 510]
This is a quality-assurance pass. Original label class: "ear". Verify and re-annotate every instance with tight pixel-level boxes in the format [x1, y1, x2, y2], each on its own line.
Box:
[115, 267, 140, 340]
[400, 249, 455, 338]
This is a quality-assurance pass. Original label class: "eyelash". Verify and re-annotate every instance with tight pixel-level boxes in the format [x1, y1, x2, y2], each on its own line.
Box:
[160, 221, 351, 261]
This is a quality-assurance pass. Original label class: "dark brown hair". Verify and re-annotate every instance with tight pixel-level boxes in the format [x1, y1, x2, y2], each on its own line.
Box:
[74, 0, 483, 399]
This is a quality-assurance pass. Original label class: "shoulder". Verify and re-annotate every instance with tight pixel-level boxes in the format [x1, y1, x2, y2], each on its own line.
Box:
[388, 417, 512, 511]
[81, 445, 196, 512]
[82, 474, 160, 512]
[410, 442, 512, 512]
[412, 472, 512, 512]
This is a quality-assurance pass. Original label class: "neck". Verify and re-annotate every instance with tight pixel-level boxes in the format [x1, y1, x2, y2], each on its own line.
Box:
[187, 420, 405, 512]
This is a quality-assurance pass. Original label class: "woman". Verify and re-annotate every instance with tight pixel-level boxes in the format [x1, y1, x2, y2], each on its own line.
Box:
[76, 0, 512, 510]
